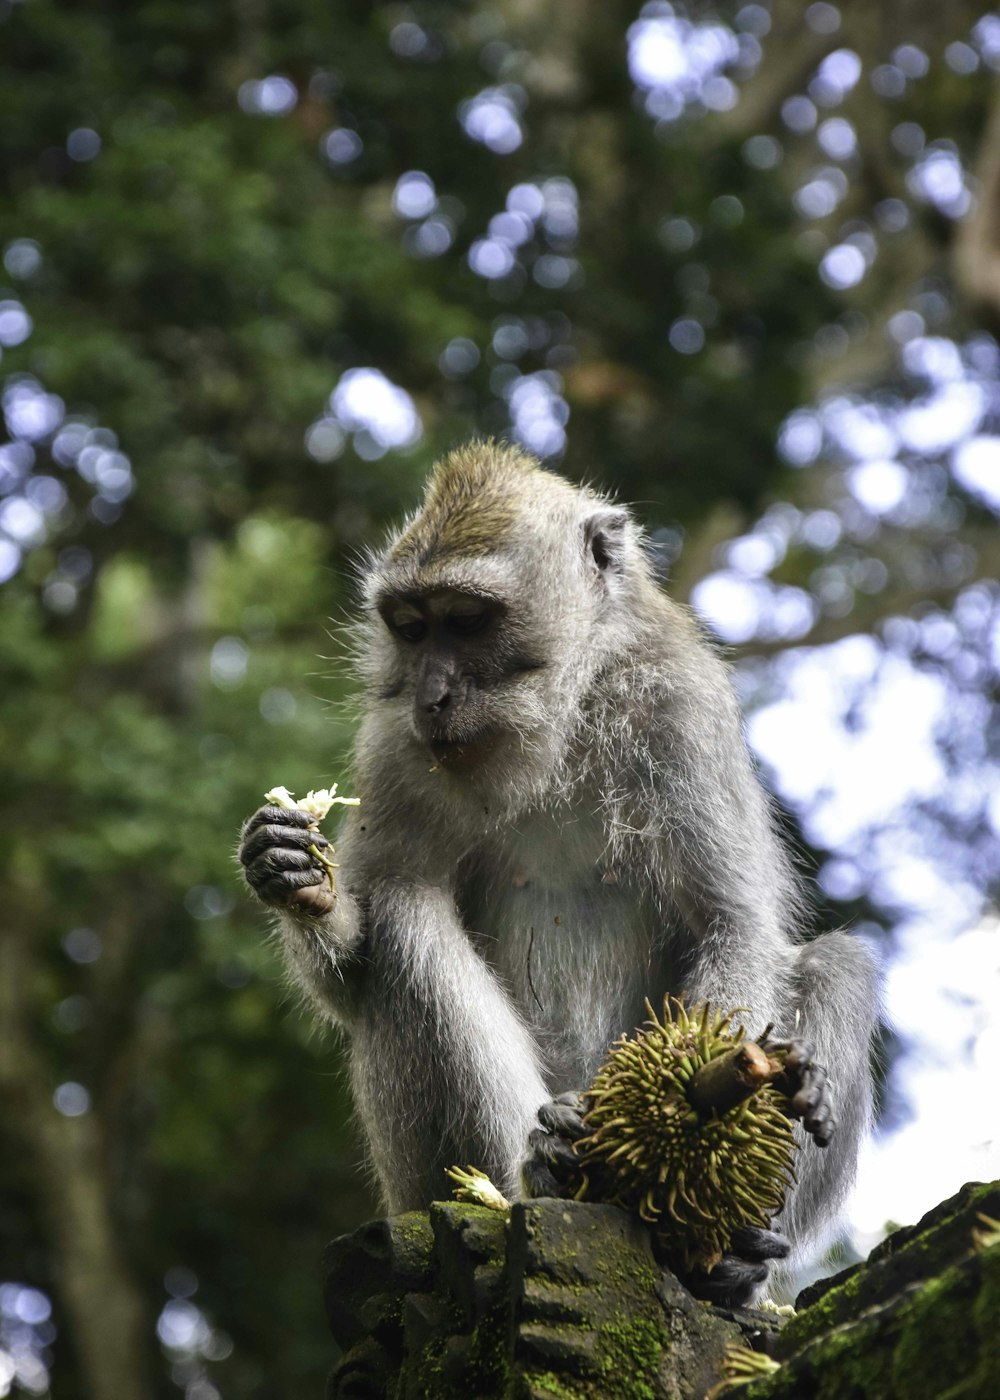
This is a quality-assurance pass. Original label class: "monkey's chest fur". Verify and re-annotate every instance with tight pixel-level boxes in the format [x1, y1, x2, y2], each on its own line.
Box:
[456, 801, 667, 1091]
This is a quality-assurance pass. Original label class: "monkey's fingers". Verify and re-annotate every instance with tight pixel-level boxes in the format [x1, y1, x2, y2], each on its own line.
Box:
[243, 841, 336, 914]
[521, 1125, 582, 1200]
[538, 1092, 588, 1141]
[778, 1053, 837, 1147]
[803, 1095, 836, 1147]
[241, 821, 329, 867]
[686, 1223, 788, 1306]
[762, 1035, 815, 1073]
[244, 845, 318, 889]
[253, 864, 325, 902]
[729, 1226, 791, 1262]
[782, 1038, 816, 1069]
[764, 1037, 836, 1145]
[686, 1255, 771, 1308]
[521, 1158, 561, 1200]
[789, 1061, 826, 1115]
[241, 804, 313, 838]
[527, 1126, 579, 1172]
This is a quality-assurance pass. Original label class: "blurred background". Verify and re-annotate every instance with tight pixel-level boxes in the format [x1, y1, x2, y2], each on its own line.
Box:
[2, 0, 999, 1396]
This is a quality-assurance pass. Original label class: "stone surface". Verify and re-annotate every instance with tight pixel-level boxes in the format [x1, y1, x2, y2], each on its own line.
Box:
[324, 1182, 1000, 1399]
[323, 1213, 435, 1397]
[324, 1198, 743, 1398]
[740, 1179, 1000, 1399]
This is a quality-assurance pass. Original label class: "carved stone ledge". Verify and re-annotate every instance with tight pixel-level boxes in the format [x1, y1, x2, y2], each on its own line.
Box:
[323, 1181, 1000, 1399]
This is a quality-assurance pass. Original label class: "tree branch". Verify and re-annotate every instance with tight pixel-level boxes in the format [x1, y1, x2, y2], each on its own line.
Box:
[955, 77, 1000, 321]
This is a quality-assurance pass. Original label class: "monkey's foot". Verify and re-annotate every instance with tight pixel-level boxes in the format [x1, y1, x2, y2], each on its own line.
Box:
[521, 1091, 587, 1198]
[764, 1037, 836, 1147]
[684, 1226, 791, 1309]
[239, 804, 335, 915]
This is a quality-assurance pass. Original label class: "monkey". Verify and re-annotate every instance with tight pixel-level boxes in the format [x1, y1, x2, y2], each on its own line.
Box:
[238, 440, 879, 1306]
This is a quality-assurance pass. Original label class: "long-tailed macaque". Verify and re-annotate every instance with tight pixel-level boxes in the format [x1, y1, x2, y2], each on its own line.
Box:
[239, 441, 879, 1304]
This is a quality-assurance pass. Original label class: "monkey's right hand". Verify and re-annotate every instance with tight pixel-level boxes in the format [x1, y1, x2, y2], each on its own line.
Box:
[238, 805, 336, 917]
[522, 1091, 588, 1199]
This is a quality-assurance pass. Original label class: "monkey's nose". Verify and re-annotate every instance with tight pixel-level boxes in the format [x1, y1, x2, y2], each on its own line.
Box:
[418, 676, 451, 714]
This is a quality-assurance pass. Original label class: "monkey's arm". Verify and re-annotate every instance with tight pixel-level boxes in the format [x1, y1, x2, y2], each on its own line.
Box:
[638, 647, 800, 1008]
[238, 804, 366, 1022]
[351, 878, 549, 1212]
[618, 642, 880, 1262]
[240, 803, 550, 1209]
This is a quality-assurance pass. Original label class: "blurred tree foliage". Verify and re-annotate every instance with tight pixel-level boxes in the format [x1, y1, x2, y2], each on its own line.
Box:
[1, 1, 998, 1397]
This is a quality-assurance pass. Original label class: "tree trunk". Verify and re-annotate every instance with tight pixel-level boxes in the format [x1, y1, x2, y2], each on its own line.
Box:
[0, 911, 154, 1400]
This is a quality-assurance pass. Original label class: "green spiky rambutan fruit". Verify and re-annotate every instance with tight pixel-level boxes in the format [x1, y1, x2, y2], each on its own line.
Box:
[574, 999, 797, 1274]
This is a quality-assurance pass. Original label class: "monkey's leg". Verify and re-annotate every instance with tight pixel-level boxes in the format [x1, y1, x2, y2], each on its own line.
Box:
[349, 879, 549, 1214]
[772, 930, 880, 1258]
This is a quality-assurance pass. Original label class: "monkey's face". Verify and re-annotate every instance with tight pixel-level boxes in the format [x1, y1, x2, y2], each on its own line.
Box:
[375, 586, 549, 770]
[360, 443, 639, 793]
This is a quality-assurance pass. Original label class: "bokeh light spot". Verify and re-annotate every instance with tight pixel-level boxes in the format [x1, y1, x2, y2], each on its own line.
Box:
[439, 337, 480, 378]
[847, 459, 909, 514]
[329, 368, 422, 453]
[468, 239, 516, 279]
[322, 128, 363, 164]
[393, 171, 436, 219]
[210, 637, 249, 689]
[819, 242, 867, 289]
[806, 3, 840, 34]
[459, 87, 524, 154]
[0, 302, 33, 348]
[238, 76, 297, 116]
[3, 239, 41, 279]
[668, 318, 705, 355]
[67, 127, 101, 161]
[743, 134, 782, 169]
[952, 435, 1000, 511]
[63, 927, 102, 964]
[53, 1082, 91, 1117]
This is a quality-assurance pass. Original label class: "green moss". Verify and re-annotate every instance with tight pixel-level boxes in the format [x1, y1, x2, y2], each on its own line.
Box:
[814, 1324, 896, 1400]
[463, 1303, 512, 1394]
[595, 1316, 663, 1400]
[972, 1240, 1000, 1374]
[517, 1313, 664, 1399]
[931, 1248, 1000, 1399]
[892, 1266, 978, 1399]
[529, 1373, 588, 1399]
[755, 1252, 996, 1400]
[407, 1335, 448, 1400]
[394, 1212, 432, 1242]
[776, 1265, 868, 1354]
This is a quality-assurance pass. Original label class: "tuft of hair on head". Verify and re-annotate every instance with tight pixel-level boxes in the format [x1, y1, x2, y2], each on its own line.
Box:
[390, 438, 578, 565]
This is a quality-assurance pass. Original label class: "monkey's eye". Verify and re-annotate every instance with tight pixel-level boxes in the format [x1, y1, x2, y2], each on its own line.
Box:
[385, 608, 427, 643]
[445, 607, 490, 637]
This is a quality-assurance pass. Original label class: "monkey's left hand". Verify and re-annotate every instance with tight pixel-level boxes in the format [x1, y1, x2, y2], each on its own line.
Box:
[521, 1091, 587, 1198]
[684, 1225, 791, 1308]
[765, 1037, 836, 1147]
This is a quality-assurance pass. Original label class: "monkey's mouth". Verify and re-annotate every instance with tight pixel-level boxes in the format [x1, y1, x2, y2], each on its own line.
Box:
[427, 729, 500, 766]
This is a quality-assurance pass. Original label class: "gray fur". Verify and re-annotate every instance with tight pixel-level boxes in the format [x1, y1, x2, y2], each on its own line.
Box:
[250, 445, 880, 1262]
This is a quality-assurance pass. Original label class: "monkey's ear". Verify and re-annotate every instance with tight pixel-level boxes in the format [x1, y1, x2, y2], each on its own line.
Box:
[584, 508, 629, 576]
